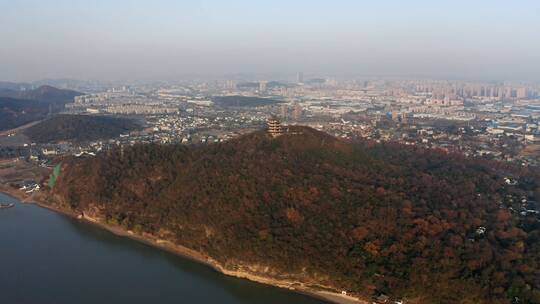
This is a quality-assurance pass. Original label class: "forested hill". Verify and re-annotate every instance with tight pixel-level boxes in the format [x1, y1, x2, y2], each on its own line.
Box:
[50, 126, 540, 303]
[0, 97, 50, 131]
[0, 86, 83, 131]
[24, 114, 141, 143]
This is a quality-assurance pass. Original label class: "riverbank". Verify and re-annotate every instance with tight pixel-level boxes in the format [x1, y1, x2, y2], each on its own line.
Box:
[0, 188, 367, 304]
[0, 184, 35, 203]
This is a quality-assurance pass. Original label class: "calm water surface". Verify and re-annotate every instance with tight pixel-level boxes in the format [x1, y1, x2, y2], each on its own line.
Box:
[0, 193, 325, 304]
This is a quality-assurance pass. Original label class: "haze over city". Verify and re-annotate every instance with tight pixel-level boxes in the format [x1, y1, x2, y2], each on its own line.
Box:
[2, 0, 540, 82]
[2, 2, 540, 304]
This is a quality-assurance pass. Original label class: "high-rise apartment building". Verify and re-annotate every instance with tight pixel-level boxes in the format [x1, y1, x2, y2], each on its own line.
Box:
[293, 104, 303, 121]
[297, 72, 304, 84]
[259, 80, 268, 93]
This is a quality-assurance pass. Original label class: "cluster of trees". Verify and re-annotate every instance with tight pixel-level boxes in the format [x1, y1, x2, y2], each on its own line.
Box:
[52, 126, 540, 303]
[0, 146, 31, 158]
[24, 114, 140, 143]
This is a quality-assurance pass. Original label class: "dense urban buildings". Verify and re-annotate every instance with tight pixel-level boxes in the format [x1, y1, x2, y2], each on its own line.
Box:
[30, 77, 535, 166]
[3, 76, 540, 170]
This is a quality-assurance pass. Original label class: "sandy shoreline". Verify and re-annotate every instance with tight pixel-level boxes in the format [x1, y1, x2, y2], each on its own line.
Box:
[1, 188, 367, 304]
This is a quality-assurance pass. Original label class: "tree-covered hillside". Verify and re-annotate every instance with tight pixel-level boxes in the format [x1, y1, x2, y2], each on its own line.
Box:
[51, 126, 540, 303]
[0, 97, 50, 131]
[25, 114, 140, 143]
[0, 86, 83, 131]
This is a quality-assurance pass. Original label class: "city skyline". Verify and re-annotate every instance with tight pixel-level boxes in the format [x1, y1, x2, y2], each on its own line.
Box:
[1, 0, 540, 82]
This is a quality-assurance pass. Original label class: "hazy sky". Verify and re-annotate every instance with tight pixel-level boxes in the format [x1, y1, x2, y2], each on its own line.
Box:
[1, 0, 539, 82]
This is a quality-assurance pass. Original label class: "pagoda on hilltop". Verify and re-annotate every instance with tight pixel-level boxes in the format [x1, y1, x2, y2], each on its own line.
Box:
[267, 116, 282, 137]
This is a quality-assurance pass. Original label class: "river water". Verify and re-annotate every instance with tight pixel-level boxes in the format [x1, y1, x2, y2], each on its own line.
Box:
[0, 193, 325, 304]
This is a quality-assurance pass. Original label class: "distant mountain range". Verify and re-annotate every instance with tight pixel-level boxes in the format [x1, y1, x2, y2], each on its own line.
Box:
[0, 81, 34, 91]
[0, 85, 81, 104]
[0, 78, 92, 91]
[0, 85, 83, 131]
